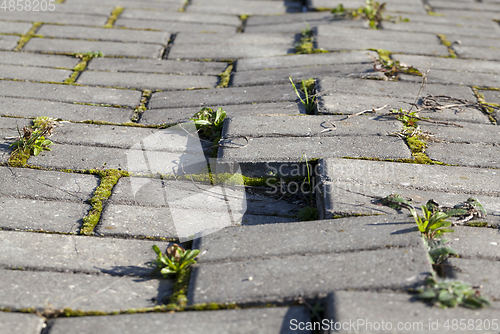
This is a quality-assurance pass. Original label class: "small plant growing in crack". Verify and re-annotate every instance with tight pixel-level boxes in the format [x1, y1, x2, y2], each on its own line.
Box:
[372, 50, 421, 80]
[9, 117, 55, 166]
[410, 205, 455, 239]
[190, 107, 227, 156]
[332, 0, 386, 29]
[294, 23, 327, 54]
[152, 244, 200, 277]
[290, 77, 316, 114]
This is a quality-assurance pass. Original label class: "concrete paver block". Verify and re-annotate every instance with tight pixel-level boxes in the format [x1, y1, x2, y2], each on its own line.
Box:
[0, 312, 44, 334]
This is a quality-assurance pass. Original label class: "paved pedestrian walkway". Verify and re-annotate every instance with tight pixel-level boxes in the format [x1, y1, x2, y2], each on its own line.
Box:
[1, 0, 500, 333]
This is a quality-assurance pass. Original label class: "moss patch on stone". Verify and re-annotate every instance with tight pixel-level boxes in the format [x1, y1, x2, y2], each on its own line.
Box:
[216, 62, 234, 88]
[436, 34, 457, 58]
[14, 22, 42, 51]
[104, 6, 124, 28]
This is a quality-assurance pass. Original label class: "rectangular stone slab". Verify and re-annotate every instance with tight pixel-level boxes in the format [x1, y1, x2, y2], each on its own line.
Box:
[46, 307, 310, 334]
[0, 312, 44, 334]
[0, 63, 72, 82]
[186, 0, 301, 15]
[395, 54, 500, 74]
[0, 11, 108, 26]
[447, 226, 500, 261]
[120, 9, 241, 26]
[0, 35, 20, 51]
[325, 291, 500, 334]
[426, 142, 500, 168]
[400, 70, 500, 88]
[0, 230, 172, 277]
[0, 81, 142, 107]
[0, 97, 134, 123]
[24, 38, 164, 59]
[148, 84, 296, 109]
[0, 51, 79, 68]
[168, 44, 293, 60]
[0, 21, 32, 34]
[0, 269, 172, 312]
[0, 196, 88, 233]
[381, 21, 500, 38]
[194, 215, 423, 263]
[188, 247, 430, 305]
[114, 18, 236, 33]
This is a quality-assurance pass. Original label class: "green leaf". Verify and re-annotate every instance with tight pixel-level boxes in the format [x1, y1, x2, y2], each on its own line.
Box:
[418, 289, 436, 299]
[152, 245, 161, 255]
[438, 290, 455, 302]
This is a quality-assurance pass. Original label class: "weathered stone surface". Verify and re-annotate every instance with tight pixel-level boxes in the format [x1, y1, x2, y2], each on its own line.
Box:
[445, 258, 500, 300]
[0, 166, 98, 202]
[382, 21, 500, 38]
[0, 63, 72, 82]
[0, 230, 172, 276]
[482, 90, 500, 105]
[148, 84, 297, 109]
[189, 247, 430, 304]
[0, 51, 79, 68]
[433, 9, 500, 21]
[426, 142, 500, 168]
[46, 307, 311, 334]
[453, 46, 500, 61]
[231, 64, 375, 87]
[235, 51, 376, 71]
[0, 81, 142, 107]
[400, 70, 500, 87]
[51, 3, 113, 15]
[194, 215, 423, 263]
[0, 312, 44, 334]
[246, 11, 335, 26]
[88, 58, 227, 75]
[64, 0, 184, 9]
[24, 38, 164, 59]
[37, 25, 171, 44]
[317, 36, 448, 56]
[114, 18, 236, 33]
[446, 34, 500, 49]
[0, 35, 19, 51]
[0, 269, 172, 312]
[395, 54, 500, 74]
[0, 97, 134, 123]
[428, 0, 500, 12]
[169, 44, 293, 60]
[222, 115, 402, 138]
[450, 226, 500, 261]
[174, 32, 296, 46]
[77, 71, 218, 90]
[420, 122, 500, 144]
[186, 0, 302, 15]
[325, 291, 500, 334]
[120, 9, 241, 26]
[0, 21, 32, 34]
[245, 20, 366, 34]
[0, 196, 88, 233]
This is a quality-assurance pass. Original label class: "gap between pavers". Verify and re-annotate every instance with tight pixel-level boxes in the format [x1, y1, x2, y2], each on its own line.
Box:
[45, 307, 310, 334]
[0, 268, 172, 312]
[324, 291, 500, 334]
[316, 158, 500, 219]
[0, 312, 44, 334]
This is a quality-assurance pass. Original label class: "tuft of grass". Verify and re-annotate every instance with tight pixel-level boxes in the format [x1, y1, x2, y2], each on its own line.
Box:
[332, 0, 386, 29]
[290, 77, 316, 114]
[294, 23, 328, 54]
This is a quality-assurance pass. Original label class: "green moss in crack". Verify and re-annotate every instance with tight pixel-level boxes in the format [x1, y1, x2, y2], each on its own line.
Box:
[165, 268, 191, 311]
[80, 169, 123, 235]
[14, 22, 42, 51]
[216, 62, 234, 88]
[132, 89, 152, 122]
[436, 34, 457, 58]
[104, 6, 124, 28]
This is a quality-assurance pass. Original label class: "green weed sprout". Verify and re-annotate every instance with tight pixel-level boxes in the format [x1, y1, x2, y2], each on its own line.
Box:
[332, 0, 386, 29]
[9, 124, 53, 156]
[410, 205, 454, 239]
[290, 77, 316, 114]
[190, 107, 226, 141]
[417, 274, 490, 309]
[152, 244, 200, 277]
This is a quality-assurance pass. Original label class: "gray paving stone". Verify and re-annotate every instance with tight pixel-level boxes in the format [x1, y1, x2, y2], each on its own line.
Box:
[0, 63, 72, 82]
[482, 89, 500, 105]
[445, 258, 500, 300]
[114, 18, 236, 33]
[46, 307, 311, 334]
[239, 214, 298, 226]
[420, 122, 500, 145]
[0, 117, 30, 164]
[316, 77, 477, 102]
[400, 70, 500, 87]
[169, 44, 294, 60]
[316, 158, 500, 218]
[0, 312, 44, 334]
[0, 97, 134, 123]
[120, 9, 241, 26]
[65, 0, 184, 10]
[174, 32, 296, 46]
[0, 35, 19, 51]
[434, 9, 500, 20]
[317, 36, 448, 56]
[186, 0, 301, 15]
[231, 63, 375, 87]
[0, 21, 32, 34]
[51, 3, 114, 15]
[317, 25, 439, 44]
[0, 51, 79, 69]
[78, 70, 218, 90]
[222, 115, 402, 138]
[0, 269, 172, 312]
[308, 0, 363, 9]
[246, 11, 335, 26]
[381, 21, 500, 38]
[98, 204, 176, 238]
[0, 81, 142, 107]
[148, 84, 297, 109]
[0, 230, 172, 276]
[449, 226, 500, 261]
[385, 12, 498, 29]
[108, 177, 166, 207]
[87, 58, 227, 76]
[235, 51, 376, 71]
[426, 142, 500, 168]
[0, 166, 98, 202]
[24, 38, 164, 59]
[37, 25, 171, 44]
[453, 45, 500, 61]
[0, 196, 88, 233]
[428, 0, 500, 12]
[218, 136, 411, 168]
[325, 291, 500, 334]
[394, 54, 500, 74]
[189, 247, 430, 305]
[0, 11, 108, 26]
[194, 215, 423, 263]
[245, 20, 367, 34]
